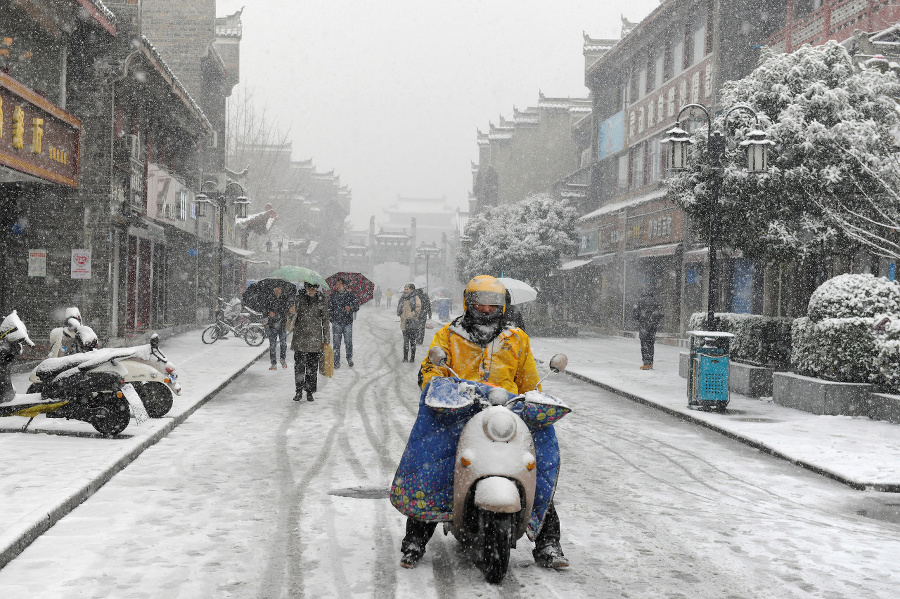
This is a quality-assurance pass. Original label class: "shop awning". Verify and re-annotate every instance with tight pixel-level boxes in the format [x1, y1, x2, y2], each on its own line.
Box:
[638, 242, 681, 259]
[591, 252, 619, 266]
[559, 258, 592, 270]
[224, 245, 255, 259]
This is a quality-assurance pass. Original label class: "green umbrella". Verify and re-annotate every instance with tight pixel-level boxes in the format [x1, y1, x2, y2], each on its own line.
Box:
[269, 266, 330, 289]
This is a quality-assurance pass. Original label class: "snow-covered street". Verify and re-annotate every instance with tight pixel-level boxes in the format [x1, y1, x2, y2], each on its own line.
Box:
[1, 307, 899, 598]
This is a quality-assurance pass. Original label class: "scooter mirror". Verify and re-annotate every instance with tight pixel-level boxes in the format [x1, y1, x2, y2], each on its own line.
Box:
[549, 354, 568, 373]
[428, 346, 448, 367]
[150, 334, 160, 350]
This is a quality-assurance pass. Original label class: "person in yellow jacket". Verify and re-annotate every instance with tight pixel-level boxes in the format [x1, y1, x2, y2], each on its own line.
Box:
[400, 275, 569, 570]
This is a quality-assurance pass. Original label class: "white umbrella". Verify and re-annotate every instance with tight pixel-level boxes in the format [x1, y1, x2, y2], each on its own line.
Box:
[498, 277, 537, 305]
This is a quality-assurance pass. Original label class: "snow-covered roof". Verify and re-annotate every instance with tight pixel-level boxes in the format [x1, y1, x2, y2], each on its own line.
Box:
[578, 188, 668, 223]
[559, 258, 592, 270]
[224, 245, 254, 257]
[77, 0, 117, 35]
[139, 36, 212, 133]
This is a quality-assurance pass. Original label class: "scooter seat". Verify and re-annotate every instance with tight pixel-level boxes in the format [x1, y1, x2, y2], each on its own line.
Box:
[35, 348, 136, 382]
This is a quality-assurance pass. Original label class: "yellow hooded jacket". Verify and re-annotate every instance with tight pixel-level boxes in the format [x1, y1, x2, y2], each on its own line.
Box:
[419, 321, 541, 394]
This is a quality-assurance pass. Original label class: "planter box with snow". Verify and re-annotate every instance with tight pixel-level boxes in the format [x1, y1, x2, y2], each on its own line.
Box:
[773, 372, 871, 416]
[868, 393, 900, 424]
[728, 362, 774, 398]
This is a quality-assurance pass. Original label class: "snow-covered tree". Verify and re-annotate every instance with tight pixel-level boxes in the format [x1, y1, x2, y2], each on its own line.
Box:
[456, 193, 578, 286]
[667, 41, 900, 261]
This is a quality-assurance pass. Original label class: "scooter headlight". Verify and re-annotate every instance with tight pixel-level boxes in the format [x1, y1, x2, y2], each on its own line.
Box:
[483, 410, 517, 443]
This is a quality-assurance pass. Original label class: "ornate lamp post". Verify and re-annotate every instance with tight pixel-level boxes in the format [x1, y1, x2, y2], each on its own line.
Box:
[417, 243, 442, 294]
[662, 104, 772, 330]
[195, 180, 250, 301]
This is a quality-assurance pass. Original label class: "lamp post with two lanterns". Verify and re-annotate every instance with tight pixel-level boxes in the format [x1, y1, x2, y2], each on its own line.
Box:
[662, 103, 773, 331]
[417, 243, 442, 295]
[195, 180, 250, 302]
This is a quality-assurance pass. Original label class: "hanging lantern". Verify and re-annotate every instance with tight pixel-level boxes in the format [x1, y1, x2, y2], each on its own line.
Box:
[740, 129, 774, 173]
[661, 124, 693, 171]
[265, 240, 273, 252]
[232, 196, 250, 219]
[195, 193, 210, 218]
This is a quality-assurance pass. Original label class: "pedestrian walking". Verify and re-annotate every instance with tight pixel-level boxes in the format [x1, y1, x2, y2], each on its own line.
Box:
[263, 284, 293, 370]
[374, 285, 383, 308]
[290, 282, 331, 402]
[385, 288, 394, 308]
[397, 283, 422, 363]
[328, 277, 359, 368]
[414, 288, 432, 345]
[632, 288, 664, 370]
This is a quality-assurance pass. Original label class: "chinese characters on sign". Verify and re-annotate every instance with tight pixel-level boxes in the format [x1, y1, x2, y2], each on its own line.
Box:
[28, 249, 47, 277]
[71, 249, 91, 279]
[0, 71, 80, 187]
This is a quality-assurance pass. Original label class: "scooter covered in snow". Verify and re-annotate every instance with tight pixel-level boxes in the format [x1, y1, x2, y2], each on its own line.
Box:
[35, 308, 181, 418]
[0, 311, 148, 436]
[391, 347, 571, 584]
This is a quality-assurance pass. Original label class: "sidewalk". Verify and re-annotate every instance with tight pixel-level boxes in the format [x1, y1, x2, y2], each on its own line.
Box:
[529, 333, 900, 492]
[0, 329, 267, 569]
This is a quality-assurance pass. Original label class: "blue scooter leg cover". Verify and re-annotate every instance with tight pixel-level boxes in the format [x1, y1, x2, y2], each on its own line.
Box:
[390, 378, 561, 539]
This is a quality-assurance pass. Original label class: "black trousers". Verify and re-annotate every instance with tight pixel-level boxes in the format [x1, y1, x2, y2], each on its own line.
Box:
[639, 330, 656, 365]
[402, 330, 418, 361]
[401, 501, 561, 555]
[294, 351, 320, 393]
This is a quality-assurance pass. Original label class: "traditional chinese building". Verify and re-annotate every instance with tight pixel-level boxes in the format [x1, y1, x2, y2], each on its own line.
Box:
[470, 93, 591, 215]
[559, 0, 786, 335]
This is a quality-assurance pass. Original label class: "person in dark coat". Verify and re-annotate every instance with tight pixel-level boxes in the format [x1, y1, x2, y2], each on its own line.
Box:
[632, 289, 664, 369]
[414, 288, 432, 345]
[264, 285, 294, 370]
[503, 290, 526, 331]
[374, 285, 383, 308]
[328, 277, 359, 368]
[290, 282, 331, 401]
[397, 283, 423, 362]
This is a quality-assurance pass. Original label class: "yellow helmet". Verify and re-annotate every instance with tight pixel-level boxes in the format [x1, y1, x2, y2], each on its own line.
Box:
[464, 275, 507, 315]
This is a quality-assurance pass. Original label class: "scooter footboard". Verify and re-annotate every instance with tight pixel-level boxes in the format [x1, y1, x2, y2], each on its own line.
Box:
[474, 477, 521, 514]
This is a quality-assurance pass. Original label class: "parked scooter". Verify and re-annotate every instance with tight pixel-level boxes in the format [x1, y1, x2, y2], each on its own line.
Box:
[391, 347, 571, 584]
[35, 308, 181, 418]
[0, 311, 148, 436]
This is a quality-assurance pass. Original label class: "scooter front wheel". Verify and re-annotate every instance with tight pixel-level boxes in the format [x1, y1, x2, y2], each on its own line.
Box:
[480, 511, 513, 584]
[135, 381, 174, 418]
[201, 324, 220, 344]
[91, 396, 131, 436]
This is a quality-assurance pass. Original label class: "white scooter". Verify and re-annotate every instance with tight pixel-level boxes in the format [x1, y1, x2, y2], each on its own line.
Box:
[34, 308, 181, 418]
[1, 311, 148, 436]
[427, 347, 570, 584]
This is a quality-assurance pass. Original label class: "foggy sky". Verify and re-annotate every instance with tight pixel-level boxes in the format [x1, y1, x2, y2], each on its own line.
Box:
[216, 0, 663, 230]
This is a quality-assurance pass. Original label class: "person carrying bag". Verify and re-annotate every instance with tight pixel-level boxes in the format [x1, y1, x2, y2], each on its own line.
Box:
[290, 282, 331, 402]
[398, 283, 423, 363]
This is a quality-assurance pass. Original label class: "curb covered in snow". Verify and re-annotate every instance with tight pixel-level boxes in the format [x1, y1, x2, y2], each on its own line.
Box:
[554, 365, 900, 493]
[0, 346, 268, 571]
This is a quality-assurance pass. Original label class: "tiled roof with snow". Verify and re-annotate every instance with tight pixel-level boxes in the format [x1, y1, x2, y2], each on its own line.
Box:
[140, 36, 212, 132]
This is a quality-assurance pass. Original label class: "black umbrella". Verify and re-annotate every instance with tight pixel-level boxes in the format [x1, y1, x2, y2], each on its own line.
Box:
[242, 278, 298, 313]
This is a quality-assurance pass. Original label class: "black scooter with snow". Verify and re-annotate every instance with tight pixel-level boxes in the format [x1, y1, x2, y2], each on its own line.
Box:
[0, 311, 148, 436]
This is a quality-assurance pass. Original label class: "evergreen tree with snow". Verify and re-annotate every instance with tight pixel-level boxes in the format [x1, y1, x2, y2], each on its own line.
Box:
[456, 193, 578, 286]
[667, 41, 900, 261]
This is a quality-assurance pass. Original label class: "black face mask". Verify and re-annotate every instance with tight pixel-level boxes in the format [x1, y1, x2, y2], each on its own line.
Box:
[461, 306, 503, 346]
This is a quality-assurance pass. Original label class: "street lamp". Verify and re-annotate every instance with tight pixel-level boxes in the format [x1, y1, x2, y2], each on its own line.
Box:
[195, 180, 250, 302]
[417, 243, 442, 295]
[662, 103, 773, 330]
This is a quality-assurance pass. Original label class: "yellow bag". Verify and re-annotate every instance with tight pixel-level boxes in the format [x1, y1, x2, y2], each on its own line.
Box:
[319, 344, 334, 378]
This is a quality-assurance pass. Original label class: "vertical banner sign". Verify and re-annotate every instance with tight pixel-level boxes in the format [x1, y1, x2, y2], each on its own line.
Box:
[71, 249, 91, 279]
[27, 249, 47, 277]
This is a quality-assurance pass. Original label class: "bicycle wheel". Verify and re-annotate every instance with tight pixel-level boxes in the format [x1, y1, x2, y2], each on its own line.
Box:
[244, 325, 266, 346]
[201, 324, 220, 344]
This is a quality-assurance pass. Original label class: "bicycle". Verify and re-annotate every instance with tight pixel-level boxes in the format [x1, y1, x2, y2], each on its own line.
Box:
[201, 299, 266, 346]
